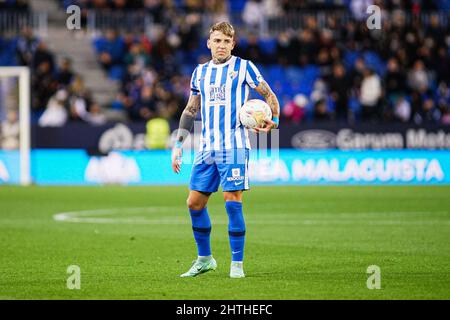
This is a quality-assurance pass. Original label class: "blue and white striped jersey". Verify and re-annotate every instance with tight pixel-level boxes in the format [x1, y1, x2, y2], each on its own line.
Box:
[190, 56, 263, 151]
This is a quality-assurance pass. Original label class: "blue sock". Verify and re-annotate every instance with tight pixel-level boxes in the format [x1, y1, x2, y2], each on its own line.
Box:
[225, 201, 246, 262]
[189, 207, 211, 257]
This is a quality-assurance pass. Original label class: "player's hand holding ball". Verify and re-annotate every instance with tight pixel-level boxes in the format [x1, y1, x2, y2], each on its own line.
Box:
[171, 141, 183, 174]
[239, 99, 278, 133]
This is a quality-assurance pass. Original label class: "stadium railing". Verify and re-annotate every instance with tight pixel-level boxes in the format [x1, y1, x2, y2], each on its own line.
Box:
[0, 11, 48, 37]
[219, 10, 450, 37]
[80, 10, 449, 38]
[85, 10, 152, 34]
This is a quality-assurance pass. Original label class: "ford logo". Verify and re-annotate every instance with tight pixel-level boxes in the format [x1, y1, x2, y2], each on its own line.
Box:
[291, 130, 337, 149]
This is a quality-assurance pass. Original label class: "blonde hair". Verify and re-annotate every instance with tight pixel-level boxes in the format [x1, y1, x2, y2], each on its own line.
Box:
[209, 21, 235, 38]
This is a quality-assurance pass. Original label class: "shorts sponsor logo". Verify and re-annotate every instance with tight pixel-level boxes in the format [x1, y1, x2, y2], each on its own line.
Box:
[227, 176, 244, 182]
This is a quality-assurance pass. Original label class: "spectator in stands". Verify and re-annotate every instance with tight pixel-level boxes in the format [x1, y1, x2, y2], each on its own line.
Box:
[316, 47, 333, 80]
[280, 0, 308, 12]
[282, 93, 307, 124]
[0, 0, 29, 10]
[97, 29, 126, 72]
[135, 85, 158, 121]
[413, 96, 442, 124]
[436, 83, 450, 116]
[434, 46, 450, 85]
[275, 31, 292, 66]
[38, 89, 69, 127]
[262, 0, 282, 19]
[16, 26, 39, 66]
[205, 0, 229, 23]
[84, 102, 107, 125]
[124, 43, 151, 71]
[329, 63, 350, 123]
[111, 0, 127, 10]
[241, 34, 265, 64]
[360, 68, 382, 122]
[67, 75, 93, 121]
[313, 99, 333, 122]
[407, 60, 431, 94]
[309, 78, 327, 103]
[385, 57, 406, 98]
[151, 29, 176, 74]
[56, 57, 75, 87]
[350, 0, 374, 21]
[296, 29, 317, 66]
[393, 95, 412, 123]
[442, 107, 450, 125]
[145, 0, 167, 24]
[242, 0, 265, 33]
[349, 57, 366, 90]
[32, 60, 58, 112]
[32, 42, 55, 73]
[178, 13, 202, 53]
[426, 13, 446, 44]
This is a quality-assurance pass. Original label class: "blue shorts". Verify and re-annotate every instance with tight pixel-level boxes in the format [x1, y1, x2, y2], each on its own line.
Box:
[189, 148, 250, 193]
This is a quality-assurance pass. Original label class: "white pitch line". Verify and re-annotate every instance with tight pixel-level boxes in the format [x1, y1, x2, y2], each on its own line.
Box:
[52, 207, 450, 226]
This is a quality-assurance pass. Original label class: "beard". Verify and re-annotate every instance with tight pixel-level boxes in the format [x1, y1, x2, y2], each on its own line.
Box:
[213, 54, 231, 64]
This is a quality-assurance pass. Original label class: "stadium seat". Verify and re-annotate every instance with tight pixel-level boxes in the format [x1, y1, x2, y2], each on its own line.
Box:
[109, 65, 124, 81]
[258, 38, 277, 56]
[229, 0, 247, 13]
[364, 51, 386, 76]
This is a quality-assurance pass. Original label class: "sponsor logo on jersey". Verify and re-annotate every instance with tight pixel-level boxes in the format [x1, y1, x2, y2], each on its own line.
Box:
[209, 84, 226, 103]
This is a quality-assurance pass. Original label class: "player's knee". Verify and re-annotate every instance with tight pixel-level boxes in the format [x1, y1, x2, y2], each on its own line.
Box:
[223, 192, 242, 202]
[186, 197, 204, 211]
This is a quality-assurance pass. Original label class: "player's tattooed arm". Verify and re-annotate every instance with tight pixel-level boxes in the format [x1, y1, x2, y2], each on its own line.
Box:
[255, 80, 280, 118]
[176, 94, 200, 144]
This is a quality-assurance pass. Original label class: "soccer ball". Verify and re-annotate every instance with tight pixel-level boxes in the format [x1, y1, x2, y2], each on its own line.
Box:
[239, 99, 272, 129]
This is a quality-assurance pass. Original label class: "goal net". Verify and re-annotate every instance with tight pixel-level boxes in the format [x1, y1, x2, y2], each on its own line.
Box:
[0, 67, 31, 185]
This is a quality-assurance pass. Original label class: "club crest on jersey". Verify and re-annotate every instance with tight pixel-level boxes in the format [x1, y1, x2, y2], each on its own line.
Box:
[209, 84, 226, 103]
[227, 168, 244, 182]
[229, 71, 237, 80]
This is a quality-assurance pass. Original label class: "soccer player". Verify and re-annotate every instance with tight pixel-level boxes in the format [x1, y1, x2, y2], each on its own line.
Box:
[171, 22, 280, 278]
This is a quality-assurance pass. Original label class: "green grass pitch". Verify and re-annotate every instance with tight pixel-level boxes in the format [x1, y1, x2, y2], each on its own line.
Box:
[0, 185, 449, 299]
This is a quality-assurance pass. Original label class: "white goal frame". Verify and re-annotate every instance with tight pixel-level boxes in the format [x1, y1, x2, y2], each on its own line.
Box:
[0, 67, 31, 185]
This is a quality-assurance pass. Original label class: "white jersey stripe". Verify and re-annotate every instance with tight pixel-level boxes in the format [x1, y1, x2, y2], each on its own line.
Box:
[235, 59, 247, 149]
[213, 65, 223, 151]
[203, 64, 213, 151]
[224, 58, 236, 150]
[198, 63, 208, 152]
[244, 85, 251, 149]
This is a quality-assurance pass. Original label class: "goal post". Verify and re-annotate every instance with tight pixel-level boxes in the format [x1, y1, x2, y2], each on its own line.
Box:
[0, 66, 31, 186]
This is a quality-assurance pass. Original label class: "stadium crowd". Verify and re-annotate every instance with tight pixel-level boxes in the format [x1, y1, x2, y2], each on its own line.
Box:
[84, 0, 450, 125]
[0, 24, 105, 126]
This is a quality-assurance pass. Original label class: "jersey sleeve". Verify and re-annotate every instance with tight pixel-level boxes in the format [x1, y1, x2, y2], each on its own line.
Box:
[245, 60, 264, 89]
[190, 65, 200, 95]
